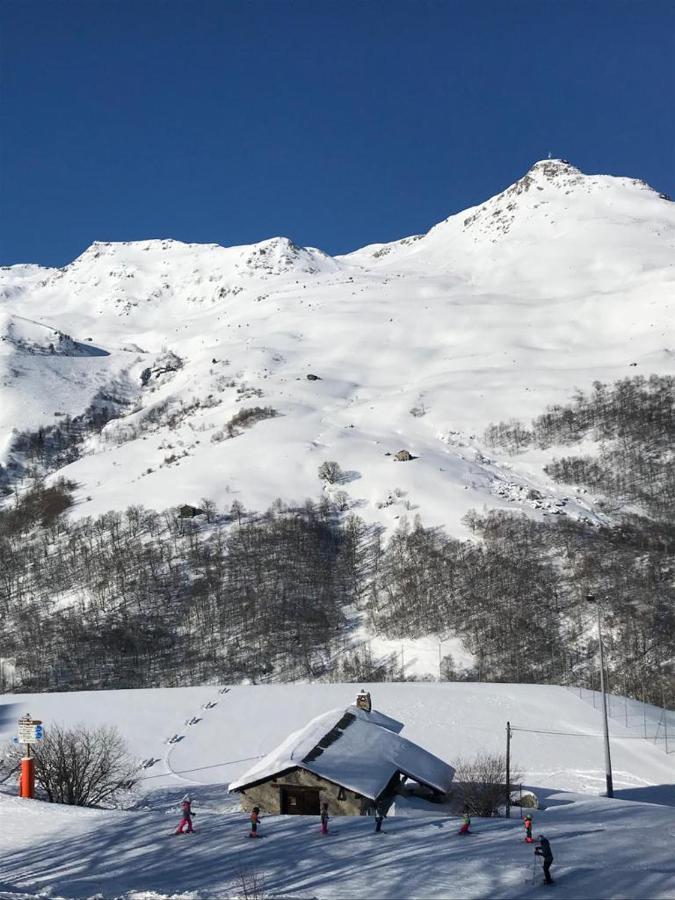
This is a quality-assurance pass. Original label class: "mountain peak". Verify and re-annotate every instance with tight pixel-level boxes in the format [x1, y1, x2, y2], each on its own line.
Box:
[525, 158, 583, 180]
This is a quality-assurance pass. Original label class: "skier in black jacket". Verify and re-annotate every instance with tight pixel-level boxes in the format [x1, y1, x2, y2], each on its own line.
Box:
[535, 835, 554, 884]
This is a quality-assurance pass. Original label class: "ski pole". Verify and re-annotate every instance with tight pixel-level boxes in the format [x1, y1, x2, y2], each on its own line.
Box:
[531, 854, 537, 884]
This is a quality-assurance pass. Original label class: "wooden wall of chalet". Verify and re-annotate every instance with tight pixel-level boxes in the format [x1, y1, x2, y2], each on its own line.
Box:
[238, 767, 367, 816]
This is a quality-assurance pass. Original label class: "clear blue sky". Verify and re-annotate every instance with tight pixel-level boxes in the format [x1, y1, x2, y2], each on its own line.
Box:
[1, 0, 673, 267]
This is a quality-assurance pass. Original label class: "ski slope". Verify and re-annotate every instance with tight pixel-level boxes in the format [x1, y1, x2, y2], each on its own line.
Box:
[1, 790, 674, 900]
[1, 683, 674, 898]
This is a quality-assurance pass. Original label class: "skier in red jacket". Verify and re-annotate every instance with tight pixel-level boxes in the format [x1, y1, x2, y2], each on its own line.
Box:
[524, 814, 534, 843]
[175, 795, 195, 834]
[458, 806, 472, 834]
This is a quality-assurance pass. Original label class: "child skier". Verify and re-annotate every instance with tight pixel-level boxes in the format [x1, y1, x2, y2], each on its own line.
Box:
[524, 813, 534, 843]
[534, 835, 554, 885]
[175, 795, 195, 834]
[458, 806, 472, 835]
[249, 806, 261, 838]
[320, 802, 329, 835]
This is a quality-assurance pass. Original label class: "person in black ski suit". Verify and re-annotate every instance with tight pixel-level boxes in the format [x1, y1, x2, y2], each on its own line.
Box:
[320, 802, 329, 834]
[535, 835, 554, 884]
[374, 803, 385, 833]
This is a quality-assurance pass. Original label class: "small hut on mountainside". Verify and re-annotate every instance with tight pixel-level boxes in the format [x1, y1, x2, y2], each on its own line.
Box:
[228, 694, 455, 816]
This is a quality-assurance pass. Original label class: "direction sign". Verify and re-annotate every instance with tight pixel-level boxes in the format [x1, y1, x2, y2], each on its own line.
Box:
[17, 716, 44, 744]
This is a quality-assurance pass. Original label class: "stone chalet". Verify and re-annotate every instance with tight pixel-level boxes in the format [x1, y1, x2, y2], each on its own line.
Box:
[228, 701, 455, 816]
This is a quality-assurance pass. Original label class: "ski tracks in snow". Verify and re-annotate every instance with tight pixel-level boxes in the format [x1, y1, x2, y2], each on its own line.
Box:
[162, 689, 228, 786]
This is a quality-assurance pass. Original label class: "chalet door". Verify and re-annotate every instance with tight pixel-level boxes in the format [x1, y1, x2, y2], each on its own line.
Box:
[280, 786, 321, 815]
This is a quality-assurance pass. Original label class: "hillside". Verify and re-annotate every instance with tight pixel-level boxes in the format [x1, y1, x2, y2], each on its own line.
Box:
[1, 158, 673, 699]
[1, 158, 673, 535]
[1, 683, 674, 899]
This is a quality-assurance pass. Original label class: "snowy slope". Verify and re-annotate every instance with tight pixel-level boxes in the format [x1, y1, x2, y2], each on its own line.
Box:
[1, 790, 675, 900]
[1, 683, 674, 900]
[1, 683, 672, 797]
[0, 159, 672, 537]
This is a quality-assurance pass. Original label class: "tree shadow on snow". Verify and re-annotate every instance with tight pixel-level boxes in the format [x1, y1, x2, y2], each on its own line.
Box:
[0, 702, 20, 730]
[523, 786, 575, 809]
[613, 784, 675, 807]
[553, 829, 605, 839]
[338, 470, 361, 484]
[0, 811, 523, 899]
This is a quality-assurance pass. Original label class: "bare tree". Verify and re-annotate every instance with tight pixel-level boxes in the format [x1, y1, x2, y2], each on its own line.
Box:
[332, 490, 350, 512]
[235, 868, 268, 900]
[4, 724, 138, 807]
[318, 460, 342, 485]
[454, 752, 521, 817]
[200, 498, 217, 523]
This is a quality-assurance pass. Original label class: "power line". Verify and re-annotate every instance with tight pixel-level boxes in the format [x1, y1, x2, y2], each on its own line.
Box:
[510, 726, 652, 739]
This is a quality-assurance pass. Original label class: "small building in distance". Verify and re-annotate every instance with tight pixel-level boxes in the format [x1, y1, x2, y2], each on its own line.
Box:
[177, 504, 205, 519]
[228, 696, 455, 816]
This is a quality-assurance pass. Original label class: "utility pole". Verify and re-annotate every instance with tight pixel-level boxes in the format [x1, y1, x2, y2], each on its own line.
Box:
[505, 721, 512, 818]
[663, 686, 670, 755]
[587, 595, 614, 797]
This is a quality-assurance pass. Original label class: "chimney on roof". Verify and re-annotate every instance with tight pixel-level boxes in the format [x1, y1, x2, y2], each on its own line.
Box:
[356, 689, 372, 712]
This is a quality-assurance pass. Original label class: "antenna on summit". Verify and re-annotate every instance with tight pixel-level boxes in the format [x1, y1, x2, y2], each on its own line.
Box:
[547, 151, 552, 159]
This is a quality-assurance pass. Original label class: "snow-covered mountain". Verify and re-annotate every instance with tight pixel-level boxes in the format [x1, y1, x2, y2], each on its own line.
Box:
[1, 159, 673, 533]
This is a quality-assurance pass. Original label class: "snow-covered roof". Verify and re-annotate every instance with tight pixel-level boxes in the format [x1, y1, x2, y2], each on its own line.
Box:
[229, 704, 455, 800]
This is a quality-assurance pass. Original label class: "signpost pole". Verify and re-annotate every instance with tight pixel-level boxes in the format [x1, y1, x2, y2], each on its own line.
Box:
[17, 715, 42, 799]
[20, 752, 34, 799]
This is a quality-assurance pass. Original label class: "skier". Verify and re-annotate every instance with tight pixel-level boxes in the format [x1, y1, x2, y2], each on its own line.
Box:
[524, 813, 534, 843]
[534, 835, 554, 885]
[175, 795, 195, 834]
[458, 806, 472, 835]
[374, 802, 385, 833]
[249, 806, 261, 838]
[320, 801, 329, 835]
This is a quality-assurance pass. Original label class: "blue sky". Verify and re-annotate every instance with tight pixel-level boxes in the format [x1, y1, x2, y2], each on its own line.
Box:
[1, 0, 673, 267]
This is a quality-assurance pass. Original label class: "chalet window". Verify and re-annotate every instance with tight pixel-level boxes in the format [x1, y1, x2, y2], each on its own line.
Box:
[337, 787, 346, 800]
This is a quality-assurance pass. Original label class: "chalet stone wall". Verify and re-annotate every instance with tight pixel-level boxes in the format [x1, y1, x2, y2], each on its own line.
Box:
[238, 767, 367, 816]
